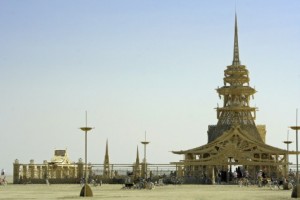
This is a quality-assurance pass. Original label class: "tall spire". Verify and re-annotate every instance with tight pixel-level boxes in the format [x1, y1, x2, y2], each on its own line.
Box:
[232, 13, 240, 66]
[133, 145, 141, 178]
[104, 139, 109, 163]
[136, 145, 140, 164]
[103, 139, 110, 177]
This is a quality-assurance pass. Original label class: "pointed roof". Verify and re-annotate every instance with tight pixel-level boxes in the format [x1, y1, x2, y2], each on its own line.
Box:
[104, 139, 109, 164]
[105, 139, 109, 154]
[174, 125, 289, 155]
[232, 13, 240, 66]
[136, 146, 140, 164]
[172, 126, 294, 166]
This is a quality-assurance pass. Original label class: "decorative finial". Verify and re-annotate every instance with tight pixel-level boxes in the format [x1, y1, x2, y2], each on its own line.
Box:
[105, 139, 109, 156]
[232, 13, 240, 66]
[85, 111, 87, 126]
[136, 145, 140, 163]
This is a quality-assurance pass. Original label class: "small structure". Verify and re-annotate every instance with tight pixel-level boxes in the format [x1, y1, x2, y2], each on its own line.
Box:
[47, 149, 76, 180]
[133, 146, 141, 179]
[13, 149, 84, 184]
[103, 139, 111, 178]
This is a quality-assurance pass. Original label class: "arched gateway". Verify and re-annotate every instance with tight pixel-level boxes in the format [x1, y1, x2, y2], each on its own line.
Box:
[172, 14, 296, 183]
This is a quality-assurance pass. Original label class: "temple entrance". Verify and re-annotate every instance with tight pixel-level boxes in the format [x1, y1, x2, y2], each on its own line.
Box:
[227, 157, 244, 182]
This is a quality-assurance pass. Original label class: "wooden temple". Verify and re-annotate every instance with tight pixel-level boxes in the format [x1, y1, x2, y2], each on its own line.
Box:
[172, 14, 296, 183]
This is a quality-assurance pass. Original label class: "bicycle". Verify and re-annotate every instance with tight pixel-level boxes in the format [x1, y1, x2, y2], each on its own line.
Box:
[0, 177, 7, 186]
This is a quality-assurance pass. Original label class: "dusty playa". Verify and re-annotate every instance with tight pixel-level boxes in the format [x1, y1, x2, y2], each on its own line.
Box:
[0, 184, 293, 200]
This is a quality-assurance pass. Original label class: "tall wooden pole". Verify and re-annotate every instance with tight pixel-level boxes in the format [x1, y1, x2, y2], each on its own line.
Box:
[80, 111, 93, 197]
[141, 132, 150, 179]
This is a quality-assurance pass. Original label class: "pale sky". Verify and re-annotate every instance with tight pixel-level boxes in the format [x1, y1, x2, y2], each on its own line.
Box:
[1, 0, 300, 174]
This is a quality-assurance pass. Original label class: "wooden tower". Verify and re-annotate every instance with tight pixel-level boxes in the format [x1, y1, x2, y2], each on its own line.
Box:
[207, 14, 262, 143]
[172, 14, 294, 182]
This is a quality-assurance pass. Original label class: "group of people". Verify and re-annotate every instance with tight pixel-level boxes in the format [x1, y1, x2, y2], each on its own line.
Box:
[217, 167, 248, 184]
[256, 170, 268, 187]
[256, 169, 296, 189]
[216, 167, 295, 188]
[80, 176, 102, 187]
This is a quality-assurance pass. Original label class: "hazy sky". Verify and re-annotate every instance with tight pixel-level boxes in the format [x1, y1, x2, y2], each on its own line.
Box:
[1, 0, 300, 174]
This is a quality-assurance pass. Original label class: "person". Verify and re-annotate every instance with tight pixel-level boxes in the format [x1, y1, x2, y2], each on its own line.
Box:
[1, 169, 5, 176]
[217, 170, 222, 184]
[233, 171, 238, 184]
[257, 170, 263, 187]
[262, 171, 266, 179]
[289, 169, 295, 179]
[281, 176, 287, 185]
[244, 170, 249, 178]
[0, 169, 6, 186]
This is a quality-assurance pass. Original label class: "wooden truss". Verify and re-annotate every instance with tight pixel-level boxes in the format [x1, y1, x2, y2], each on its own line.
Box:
[172, 125, 296, 178]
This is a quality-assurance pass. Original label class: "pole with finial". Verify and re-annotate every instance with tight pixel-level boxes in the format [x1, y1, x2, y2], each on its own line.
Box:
[79, 111, 93, 197]
[284, 130, 292, 177]
[141, 131, 150, 179]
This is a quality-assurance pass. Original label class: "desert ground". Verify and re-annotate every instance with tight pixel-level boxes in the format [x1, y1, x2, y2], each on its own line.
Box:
[0, 183, 295, 200]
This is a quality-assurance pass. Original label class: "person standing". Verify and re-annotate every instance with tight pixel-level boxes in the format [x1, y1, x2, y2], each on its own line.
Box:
[257, 170, 263, 187]
[217, 170, 222, 184]
[1, 169, 5, 176]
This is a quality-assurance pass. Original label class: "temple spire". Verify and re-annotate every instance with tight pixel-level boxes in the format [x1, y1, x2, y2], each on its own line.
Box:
[103, 139, 110, 177]
[232, 13, 240, 66]
[133, 145, 141, 178]
[136, 146, 140, 164]
[104, 139, 109, 162]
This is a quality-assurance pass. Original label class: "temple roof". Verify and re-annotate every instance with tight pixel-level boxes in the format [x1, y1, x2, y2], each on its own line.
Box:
[173, 125, 293, 155]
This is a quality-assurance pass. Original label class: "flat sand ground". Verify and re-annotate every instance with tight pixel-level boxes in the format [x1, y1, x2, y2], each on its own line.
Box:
[0, 183, 295, 200]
